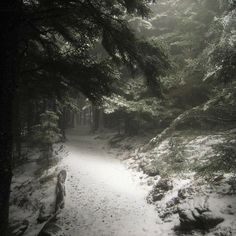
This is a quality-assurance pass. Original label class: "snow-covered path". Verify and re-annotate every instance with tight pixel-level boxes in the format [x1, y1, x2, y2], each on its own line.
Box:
[59, 129, 166, 236]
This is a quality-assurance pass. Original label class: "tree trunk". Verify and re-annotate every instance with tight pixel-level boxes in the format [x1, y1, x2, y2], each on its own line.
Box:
[79, 111, 82, 126]
[82, 109, 86, 125]
[13, 91, 22, 164]
[55, 170, 67, 213]
[92, 106, 99, 132]
[26, 100, 35, 133]
[89, 106, 93, 130]
[0, 0, 19, 234]
[124, 114, 139, 136]
[124, 115, 130, 135]
[71, 111, 75, 128]
[98, 109, 104, 132]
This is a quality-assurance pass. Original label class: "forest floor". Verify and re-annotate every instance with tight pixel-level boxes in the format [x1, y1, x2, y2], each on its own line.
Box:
[9, 128, 170, 236]
[9, 127, 236, 236]
[108, 129, 236, 236]
[57, 128, 169, 236]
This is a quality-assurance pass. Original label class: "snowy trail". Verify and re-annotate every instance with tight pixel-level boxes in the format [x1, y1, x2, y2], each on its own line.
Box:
[59, 129, 167, 236]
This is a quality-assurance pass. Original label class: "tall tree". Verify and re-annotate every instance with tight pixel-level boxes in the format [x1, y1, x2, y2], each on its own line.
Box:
[0, 0, 20, 234]
[0, 0, 169, 234]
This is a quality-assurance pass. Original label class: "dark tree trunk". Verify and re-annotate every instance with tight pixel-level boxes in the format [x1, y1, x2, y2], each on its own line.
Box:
[98, 109, 104, 132]
[71, 112, 74, 128]
[118, 114, 122, 135]
[89, 107, 92, 129]
[13, 91, 22, 163]
[55, 170, 67, 213]
[34, 100, 41, 125]
[0, 0, 20, 234]
[124, 115, 130, 135]
[79, 111, 82, 126]
[124, 114, 139, 136]
[92, 106, 99, 132]
[83, 109, 87, 125]
[26, 100, 35, 133]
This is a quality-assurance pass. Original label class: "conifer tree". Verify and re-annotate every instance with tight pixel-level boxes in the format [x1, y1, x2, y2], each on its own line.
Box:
[0, 0, 170, 234]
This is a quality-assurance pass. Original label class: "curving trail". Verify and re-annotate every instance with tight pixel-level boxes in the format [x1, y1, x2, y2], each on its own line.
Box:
[59, 129, 168, 236]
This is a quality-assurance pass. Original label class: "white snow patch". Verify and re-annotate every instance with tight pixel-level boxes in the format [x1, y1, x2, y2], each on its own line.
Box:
[56, 130, 175, 236]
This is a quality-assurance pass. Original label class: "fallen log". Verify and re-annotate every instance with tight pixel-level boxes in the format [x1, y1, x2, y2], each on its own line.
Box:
[55, 170, 67, 213]
[38, 170, 67, 236]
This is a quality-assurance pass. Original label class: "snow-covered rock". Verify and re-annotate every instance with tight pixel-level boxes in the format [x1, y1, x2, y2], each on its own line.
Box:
[147, 178, 173, 203]
[178, 197, 224, 230]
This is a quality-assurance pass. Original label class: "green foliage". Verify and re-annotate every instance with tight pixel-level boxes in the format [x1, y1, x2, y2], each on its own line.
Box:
[195, 140, 236, 176]
[16, 0, 173, 141]
[31, 111, 61, 147]
[131, 0, 234, 89]
[102, 73, 182, 133]
[211, 44, 236, 83]
[154, 137, 187, 177]
[103, 92, 178, 119]
[19, 0, 169, 102]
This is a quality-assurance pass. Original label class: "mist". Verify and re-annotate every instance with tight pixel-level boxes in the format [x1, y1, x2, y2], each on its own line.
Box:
[0, 0, 236, 235]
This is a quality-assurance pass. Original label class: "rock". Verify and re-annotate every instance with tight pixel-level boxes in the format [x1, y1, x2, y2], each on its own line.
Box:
[153, 193, 164, 201]
[178, 208, 196, 228]
[178, 197, 224, 231]
[155, 178, 173, 191]
[158, 204, 179, 221]
[147, 178, 173, 202]
[159, 210, 172, 220]
[199, 211, 224, 228]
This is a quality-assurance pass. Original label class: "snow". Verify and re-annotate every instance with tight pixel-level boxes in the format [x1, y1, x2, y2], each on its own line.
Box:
[10, 148, 59, 236]
[57, 130, 173, 236]
[9, 128, 236, 236]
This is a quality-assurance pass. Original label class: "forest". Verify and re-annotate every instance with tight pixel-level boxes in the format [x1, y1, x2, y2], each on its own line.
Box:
[0, 0, 236, 235]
